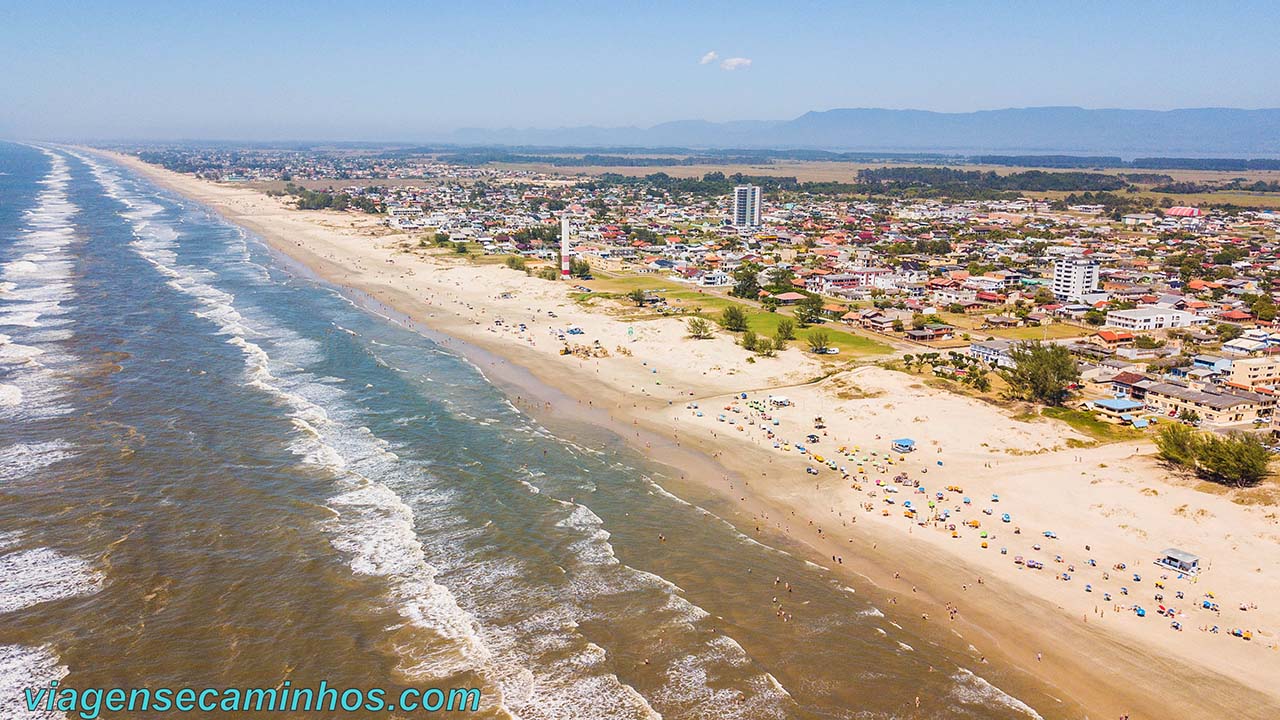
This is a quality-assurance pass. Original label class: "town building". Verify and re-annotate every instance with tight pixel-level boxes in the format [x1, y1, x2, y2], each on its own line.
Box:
[1226, 355, 1280, 388]
[1143, 382, 1269, 427]
[732, 185, 762, 228]
[1104, 308, 1207, 331]
[1051, 257, 1100, 302]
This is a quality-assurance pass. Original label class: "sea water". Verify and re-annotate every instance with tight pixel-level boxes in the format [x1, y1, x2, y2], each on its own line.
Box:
[0, 141, 1056, 719]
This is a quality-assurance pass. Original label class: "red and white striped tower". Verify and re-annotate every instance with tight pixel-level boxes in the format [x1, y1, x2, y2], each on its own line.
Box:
[560, 212, 571, 279]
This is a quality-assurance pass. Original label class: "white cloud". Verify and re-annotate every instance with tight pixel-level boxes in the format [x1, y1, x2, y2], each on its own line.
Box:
[699, 51, 719, 65]
[719, 57, 752, 71]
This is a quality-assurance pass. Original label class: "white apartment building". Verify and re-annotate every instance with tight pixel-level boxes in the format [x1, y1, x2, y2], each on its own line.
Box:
[732, 185, 762, 228]
[1104, 308, 1207, 331]
[1051, 257, 1099, 301]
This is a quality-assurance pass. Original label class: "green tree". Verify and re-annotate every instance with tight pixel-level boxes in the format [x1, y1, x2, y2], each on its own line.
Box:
[1032, 287, 1057, 305]
[731, 263, 761, 299]
[1251, 296, 1277, 322]
[1198, 432, 1271, 487]
[1155, 423, 1202, 467]
[1158, 426, 1271, 488]
[740, 330, 758, 351]
[1216, 323, 1244, 341]
[806, 329, 832, 353]
[774, 317, 796, 343]
[504, 256, 528, 271]
[1084, 309, 1106, 326]
[686, 317, 714, 339]
[721, 305, 749, 332]
[1000, 341, 1079, 405]
[765, 266, 796, 293]
[754, 336, 777, 357]
[794, 295, 825, 326]
[569, 257, 591, 278]
[627, 289, 648, 307]
[971, 372, 992, 392]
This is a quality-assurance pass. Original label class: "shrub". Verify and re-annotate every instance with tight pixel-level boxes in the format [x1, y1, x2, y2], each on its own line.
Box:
[807, 329, 832, 353]
[1155, 425, 1270, 487]
[721, 305, 749, 332]
[775, 318, 796, 342]
[686, 317, 713, 339]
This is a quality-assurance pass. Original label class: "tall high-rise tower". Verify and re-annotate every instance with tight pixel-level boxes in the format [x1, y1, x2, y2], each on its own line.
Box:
[732, 185, 761, 228]
[560, 213, 572, 279]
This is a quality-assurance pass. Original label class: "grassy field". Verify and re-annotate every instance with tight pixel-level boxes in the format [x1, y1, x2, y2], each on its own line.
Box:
[487, 158, 1280, 187]
[1041, 407, 1146, 444]
[992, 324, 1093, 341]
[579, 273, 893, 357]
[1033, 188, 1280, 210]
[935, 311, 1092, 341]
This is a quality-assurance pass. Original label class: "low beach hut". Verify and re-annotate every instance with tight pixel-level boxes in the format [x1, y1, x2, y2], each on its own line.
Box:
[892, 438, 916, 453]
[1156, 548, 1201, 575]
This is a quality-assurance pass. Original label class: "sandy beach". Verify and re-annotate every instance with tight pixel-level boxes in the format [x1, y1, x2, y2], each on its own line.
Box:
[97, 150, 1280, 720]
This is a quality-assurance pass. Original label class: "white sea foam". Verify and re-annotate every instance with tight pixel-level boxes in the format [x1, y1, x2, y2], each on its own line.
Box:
[0, 547, 104, 613]
[80, 152, 801, 720]
[950, 668, 1045, 719]
[0, 341, 43, 364]
[653, 635, 791, 720]
[327, 483, 494, 676]
[556, 503, 617, 566]
[78, 155, 519, 711]
[0, 441, 75, 483]
[0, 645, 69, 720]
[0, 148, 81, 420]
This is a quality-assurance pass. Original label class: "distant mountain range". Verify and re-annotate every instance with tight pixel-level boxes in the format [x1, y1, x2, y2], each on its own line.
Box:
[450, 107, 1280, 157]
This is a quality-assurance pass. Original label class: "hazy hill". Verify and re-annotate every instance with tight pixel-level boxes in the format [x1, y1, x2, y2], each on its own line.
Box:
[450, 107, 1280, 156]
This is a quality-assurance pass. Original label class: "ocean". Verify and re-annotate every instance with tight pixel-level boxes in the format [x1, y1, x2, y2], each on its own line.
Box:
[0, 141, 1054, 719]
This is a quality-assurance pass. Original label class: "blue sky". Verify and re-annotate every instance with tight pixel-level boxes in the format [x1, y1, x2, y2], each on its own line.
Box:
[1, 0, 1277, 140]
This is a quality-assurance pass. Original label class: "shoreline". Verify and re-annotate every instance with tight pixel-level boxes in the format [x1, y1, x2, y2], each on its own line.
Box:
[94, 149, 1280, 720]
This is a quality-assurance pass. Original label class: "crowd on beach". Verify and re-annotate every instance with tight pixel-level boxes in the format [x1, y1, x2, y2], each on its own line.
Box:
[680, 391, 1278, 656]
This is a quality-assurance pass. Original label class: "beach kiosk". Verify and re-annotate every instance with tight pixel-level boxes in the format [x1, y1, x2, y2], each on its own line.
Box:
[892, 438, 916, 454]
[1155, 548, 1201, 575]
